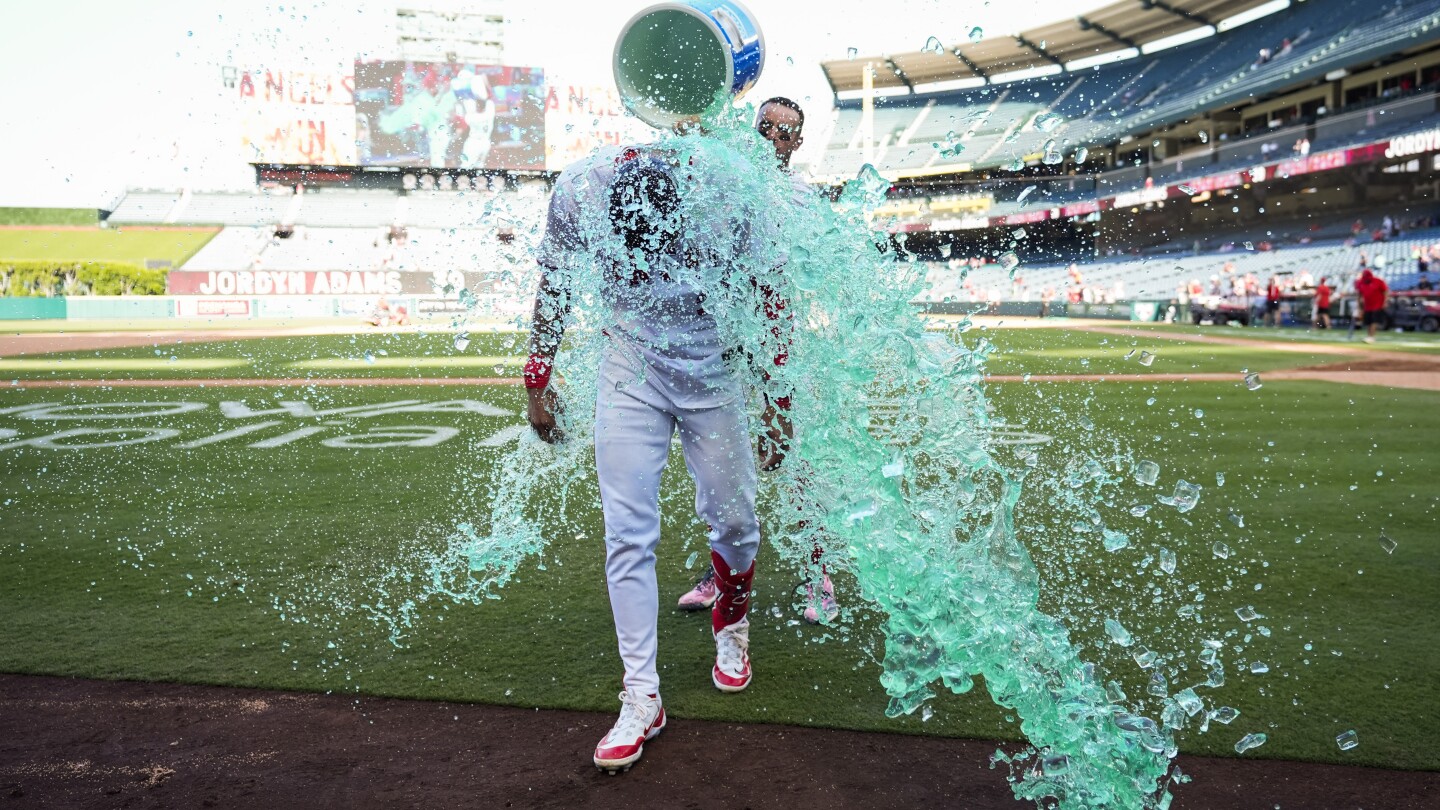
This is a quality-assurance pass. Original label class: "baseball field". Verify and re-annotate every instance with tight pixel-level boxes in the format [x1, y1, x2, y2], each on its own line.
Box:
[1, 320, 1438, 806]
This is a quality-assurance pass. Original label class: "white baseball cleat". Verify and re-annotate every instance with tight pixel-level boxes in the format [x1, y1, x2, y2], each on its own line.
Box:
[712, 617, 752, 692]
[593, 689, 665, 774]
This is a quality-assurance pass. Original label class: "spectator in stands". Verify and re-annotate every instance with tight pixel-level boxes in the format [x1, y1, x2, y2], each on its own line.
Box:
[1417, 273, 1434, 291]
[1264, 276, 1283, 327]
[1415, 246, 1429, 275]
[1314, 277, 1333, 330]
[1354, 269, 1390, 343]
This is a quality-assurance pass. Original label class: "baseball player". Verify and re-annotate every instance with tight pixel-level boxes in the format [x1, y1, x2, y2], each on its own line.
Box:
[452, 69, 496, 170]
[524, 140, 790, 773]
[674, 98, 840, 625]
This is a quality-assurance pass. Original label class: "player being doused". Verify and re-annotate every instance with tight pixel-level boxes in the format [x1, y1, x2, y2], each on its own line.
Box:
[523, 144, 791, 774]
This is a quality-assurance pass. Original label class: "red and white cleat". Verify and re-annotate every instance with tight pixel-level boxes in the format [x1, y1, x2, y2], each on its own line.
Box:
[676, 568, 719, 611]
[712, 617, 752, 692]
[593, 690, 665, 774]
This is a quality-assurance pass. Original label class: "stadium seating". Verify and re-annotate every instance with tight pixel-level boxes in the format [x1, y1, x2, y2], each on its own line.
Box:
[914, 226, 1440, 306]
[177, 191, 294, 226]
[293, 192, 401, 228]
[250, 227, 390, 273]
[813, 0, 1440, 179]
[107, 191, 184, 224]
[178, 226, 271, 271]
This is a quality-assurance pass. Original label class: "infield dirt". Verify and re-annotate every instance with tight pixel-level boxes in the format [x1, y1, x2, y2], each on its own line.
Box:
[2, 674, 1436, 809]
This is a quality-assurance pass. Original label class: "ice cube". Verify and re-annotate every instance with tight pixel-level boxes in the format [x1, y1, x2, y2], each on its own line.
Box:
[1336, 730, 1358, 751]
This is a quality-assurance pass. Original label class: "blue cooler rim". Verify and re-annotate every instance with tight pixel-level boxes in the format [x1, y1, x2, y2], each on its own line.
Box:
[612, 0, 767, 129]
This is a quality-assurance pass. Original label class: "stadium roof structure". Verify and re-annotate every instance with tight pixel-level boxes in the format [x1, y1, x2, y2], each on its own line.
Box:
[821, 0, 1279, 93]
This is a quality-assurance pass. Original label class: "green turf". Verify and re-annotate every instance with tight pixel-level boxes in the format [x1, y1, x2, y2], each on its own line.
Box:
[0, 227, 217, 266]
[0, 207, 97, 226]
[0, 327, 1346, 383]
[1, 361, 1435, 771]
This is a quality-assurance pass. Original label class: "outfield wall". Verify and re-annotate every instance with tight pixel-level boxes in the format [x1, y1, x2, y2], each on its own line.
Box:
[0, 294, 530, 322]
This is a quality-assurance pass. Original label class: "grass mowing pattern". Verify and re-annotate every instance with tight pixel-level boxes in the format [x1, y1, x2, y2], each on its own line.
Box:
[0, 208, 97, 226]
[0, 328, 1346, 382]
[1, 347, 1435, 771]
[0, 227, 218, 266]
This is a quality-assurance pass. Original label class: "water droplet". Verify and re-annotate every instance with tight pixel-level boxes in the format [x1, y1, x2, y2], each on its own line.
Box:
[1212, 542, 1232, 559]
[969, 26, 984, 42]
[1034, 113, 1064, 133]
[1105, 618, 1133, 647]
[1199, 130, 1210, 143]
[1130, 503, 1151, 517]
[1234, 733, 1267, 754]
[1336, 730, 1359, 751]
[1249, 661, 1269, 674]
[847, 47, 859, 59]
[1017, 184, 1037, 204]
[363, 350, 376, 365]
[1075, 146, 1089, 163]
[923, 36, 945, 54]
[1006, 157, 1024, 171]
[1228, 512, 1244, 528]
[1165, 480, 1201, 512]
[921, 704, 935, 722]
[1216, 472, 1226, 486]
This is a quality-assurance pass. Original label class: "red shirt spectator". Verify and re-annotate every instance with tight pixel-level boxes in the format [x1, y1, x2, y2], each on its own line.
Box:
[1355, 270, 1389, 312]
[1315, 282, 1332, 309]
[1266, 280, 1282, 303]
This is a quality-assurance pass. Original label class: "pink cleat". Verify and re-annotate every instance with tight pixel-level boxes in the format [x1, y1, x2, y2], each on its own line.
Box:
[677, 568, 719, 611]
[803, 574, 840, 625]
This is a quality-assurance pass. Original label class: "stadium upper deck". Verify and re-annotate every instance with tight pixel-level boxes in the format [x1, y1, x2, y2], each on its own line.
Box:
[813, 0, 1440, 181]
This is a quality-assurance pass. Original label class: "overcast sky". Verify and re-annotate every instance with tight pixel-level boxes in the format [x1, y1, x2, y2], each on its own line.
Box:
[0, 0, 1093, 208]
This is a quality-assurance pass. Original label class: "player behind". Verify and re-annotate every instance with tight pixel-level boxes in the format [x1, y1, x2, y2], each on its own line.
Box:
[452, 69, 496, 170]
[672, 97, 839, 624]
[524, 140, 790, 773]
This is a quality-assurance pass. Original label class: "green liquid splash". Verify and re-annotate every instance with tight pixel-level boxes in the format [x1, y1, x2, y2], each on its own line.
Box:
[380, 98, 1175, 808]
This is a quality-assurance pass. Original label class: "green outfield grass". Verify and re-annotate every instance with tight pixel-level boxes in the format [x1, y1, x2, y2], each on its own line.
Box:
[0, 327, 1346, 382]
[0, 227, 217, 266]
[1, 327, 1436, 771]
[0, 207, 97, 226]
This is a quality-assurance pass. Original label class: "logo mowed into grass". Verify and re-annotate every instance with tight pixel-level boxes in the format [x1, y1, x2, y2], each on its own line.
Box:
[0, 398, 527, 450]
[0, 398, 1056, 451]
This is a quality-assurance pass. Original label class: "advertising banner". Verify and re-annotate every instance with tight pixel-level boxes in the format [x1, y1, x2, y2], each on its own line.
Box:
[167, 270, 498, 296]
[354, 61, 546, 171]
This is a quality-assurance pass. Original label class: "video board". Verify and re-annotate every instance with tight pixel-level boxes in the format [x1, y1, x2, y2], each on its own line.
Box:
[353, 61, 547, 171]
